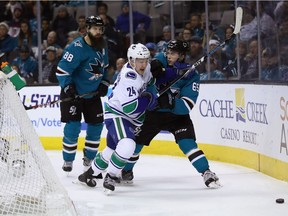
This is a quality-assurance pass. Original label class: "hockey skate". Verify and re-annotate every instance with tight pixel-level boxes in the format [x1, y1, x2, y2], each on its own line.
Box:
[103, 173, 120, 194]
[202, 169, 221, 188]
[62, 161, 73, 172]
[120, 169, 134, 184]
[78, 167, 97, 187]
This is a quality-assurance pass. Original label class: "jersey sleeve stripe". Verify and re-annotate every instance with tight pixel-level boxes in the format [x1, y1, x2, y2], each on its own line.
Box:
[181, 96, 195, 110]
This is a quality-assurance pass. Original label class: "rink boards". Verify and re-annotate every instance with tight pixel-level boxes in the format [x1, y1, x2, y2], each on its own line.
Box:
[18, 84, 288, 181]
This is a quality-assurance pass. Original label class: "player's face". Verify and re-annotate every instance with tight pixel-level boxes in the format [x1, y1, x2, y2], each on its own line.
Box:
[166, 50, 180, 66]
[87, 25, 104, 40]
[134, 58, 149, 75]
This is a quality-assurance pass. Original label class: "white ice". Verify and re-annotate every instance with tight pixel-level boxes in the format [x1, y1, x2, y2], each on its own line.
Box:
[47, 151, 288, 216]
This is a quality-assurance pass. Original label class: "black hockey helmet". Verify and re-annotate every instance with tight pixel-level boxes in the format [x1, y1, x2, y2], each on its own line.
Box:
[86, 16, 104, 28]
[167, 40, 189, 54]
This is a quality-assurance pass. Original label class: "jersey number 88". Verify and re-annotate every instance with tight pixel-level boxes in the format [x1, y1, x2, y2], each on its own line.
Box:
[63, 52, 74, 62]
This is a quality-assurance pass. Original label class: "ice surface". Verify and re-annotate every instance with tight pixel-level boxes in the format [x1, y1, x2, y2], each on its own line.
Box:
[47, 151, 288, 216]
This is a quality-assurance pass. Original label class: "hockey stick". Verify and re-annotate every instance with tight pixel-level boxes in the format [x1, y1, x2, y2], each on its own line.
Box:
[157, 7, 243, 97]
[25, 91, 99, 110]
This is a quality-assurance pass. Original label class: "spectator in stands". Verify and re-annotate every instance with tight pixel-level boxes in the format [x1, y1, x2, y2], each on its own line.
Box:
[223, 41, 248, 79]
[97, 2, 115, 27]
[261, 46, 288, 81]
[17, 19, 37, 49]
[2, 1, 25, 23]
[145, 42, 157, 59]
[178, 27, 193, 42]
[200, 57, 225, 80]
[7, 3, 24, 38]
[185, 13, 204, 38]
[42, 31, 63, 59]
[185, 36, 205, 74]
[111, 57, 125, 83]
[208, 37, 229, 72]
[274, 1, 288, 25]
[241, 38, 261, 80]
[77, 15, 86, 36]
[51, 4, 78, 48]
[0, 22, 17, 62]
[42, 46, 59, 84]
[240, 2, 276, 42]
[115, 1, 151, 44]
[222, 25, 236, 60]
[156, 25, 172, 53]
[12, 44, 38, 85]
[41, 17, 52, 44]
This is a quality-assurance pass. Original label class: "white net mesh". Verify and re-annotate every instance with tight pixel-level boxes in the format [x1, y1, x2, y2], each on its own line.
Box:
[0, 74, 77, 215]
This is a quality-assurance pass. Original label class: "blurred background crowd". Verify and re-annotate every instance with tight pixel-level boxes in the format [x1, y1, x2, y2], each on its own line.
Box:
[0, 0, 287, 85]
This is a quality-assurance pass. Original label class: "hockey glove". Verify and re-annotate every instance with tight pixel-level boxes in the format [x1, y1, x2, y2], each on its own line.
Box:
[141, 91, 158, 111]
[158, 91, 175, 109]
[98, 79, 110, 97]
[63, 84, 77, 99]
[151, 59, 165, 78]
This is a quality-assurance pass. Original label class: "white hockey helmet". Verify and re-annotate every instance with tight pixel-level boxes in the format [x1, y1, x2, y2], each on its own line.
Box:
[127, 43, 150, 62]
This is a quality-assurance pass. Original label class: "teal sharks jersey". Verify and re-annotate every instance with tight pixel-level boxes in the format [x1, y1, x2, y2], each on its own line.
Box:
[56, 37, 109, 96]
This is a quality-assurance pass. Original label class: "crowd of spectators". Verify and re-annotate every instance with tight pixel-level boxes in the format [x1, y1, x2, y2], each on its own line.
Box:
[0, 0, 288, 85]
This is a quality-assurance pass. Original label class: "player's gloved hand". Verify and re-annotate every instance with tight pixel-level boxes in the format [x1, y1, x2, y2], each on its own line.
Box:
[158, 91, 175, 109]
[98, 79, 110, 97]
[141, 91, 158, 111]
[63, 84, 77, 99]
[151, 59, 165, 78]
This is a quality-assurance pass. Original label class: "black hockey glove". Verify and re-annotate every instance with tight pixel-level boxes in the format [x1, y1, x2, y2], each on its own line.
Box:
[151, 59, 165, 78]
[158, 91, 175, 109]
[98, 79, 110, 97]
[63, 84, 77, 99]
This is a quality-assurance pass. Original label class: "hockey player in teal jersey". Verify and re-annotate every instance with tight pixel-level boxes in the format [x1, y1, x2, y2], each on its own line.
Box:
[122, 39, 221, 188]
[77, 43, 159, 192]
[56, 16, 110, 173]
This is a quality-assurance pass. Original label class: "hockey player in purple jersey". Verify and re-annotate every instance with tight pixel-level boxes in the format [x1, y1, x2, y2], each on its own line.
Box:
[121, 40, 221, 188]
[56, 16, 109, 173]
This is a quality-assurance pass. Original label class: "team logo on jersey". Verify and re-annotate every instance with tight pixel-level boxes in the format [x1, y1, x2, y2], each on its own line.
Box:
[73, 40, 83, 47]
[87, 55, 104, 80]
[126, 71, 137, 80]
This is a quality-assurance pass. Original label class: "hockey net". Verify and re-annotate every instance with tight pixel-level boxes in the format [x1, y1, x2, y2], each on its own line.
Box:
[0, 74, 77, 215]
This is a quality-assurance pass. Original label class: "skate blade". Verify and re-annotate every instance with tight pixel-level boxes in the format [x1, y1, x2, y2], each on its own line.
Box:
[103, 188, 114, 196]
[118, 180, 133, 185]
[208, 181, 222, 189]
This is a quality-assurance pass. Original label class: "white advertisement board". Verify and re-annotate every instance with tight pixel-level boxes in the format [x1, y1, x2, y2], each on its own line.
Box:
[191, 83, 288, 163]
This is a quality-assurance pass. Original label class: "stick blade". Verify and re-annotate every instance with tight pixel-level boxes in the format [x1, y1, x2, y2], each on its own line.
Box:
[233, 7, 243, 34]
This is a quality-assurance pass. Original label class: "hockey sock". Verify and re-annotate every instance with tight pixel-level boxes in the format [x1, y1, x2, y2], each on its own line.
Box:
[178, 139, 209, 173]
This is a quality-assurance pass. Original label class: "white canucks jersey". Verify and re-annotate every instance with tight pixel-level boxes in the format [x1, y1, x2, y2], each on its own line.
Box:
[105, 62, 153, 126]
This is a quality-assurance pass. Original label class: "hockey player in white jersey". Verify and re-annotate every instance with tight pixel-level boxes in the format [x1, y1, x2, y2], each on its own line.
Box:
[78, 43, 158, 193]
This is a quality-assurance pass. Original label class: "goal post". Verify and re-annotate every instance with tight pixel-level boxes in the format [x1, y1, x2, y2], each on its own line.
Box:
[0, 73, 77, 215]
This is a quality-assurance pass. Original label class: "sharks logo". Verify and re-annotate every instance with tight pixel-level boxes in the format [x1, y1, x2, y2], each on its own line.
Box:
[73, 40, 83, 47]
[87, 52, 104, 80]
